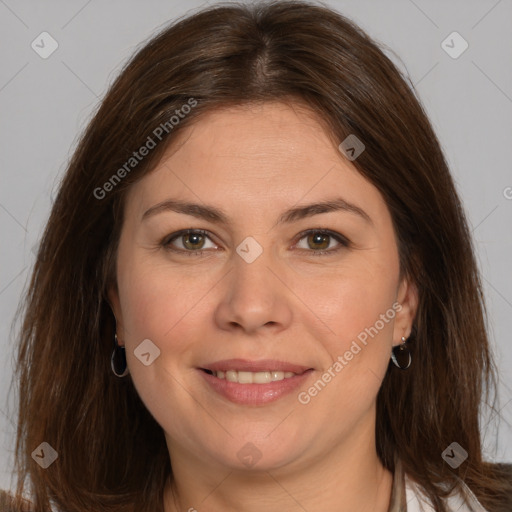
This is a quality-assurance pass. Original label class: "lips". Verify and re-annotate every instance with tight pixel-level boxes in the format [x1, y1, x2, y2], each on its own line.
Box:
[197, 359, 314, 405]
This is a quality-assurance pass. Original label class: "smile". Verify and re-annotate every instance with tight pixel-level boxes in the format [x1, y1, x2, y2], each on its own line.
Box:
[203, 369, 299, 384]
[197, 359, 314, 405]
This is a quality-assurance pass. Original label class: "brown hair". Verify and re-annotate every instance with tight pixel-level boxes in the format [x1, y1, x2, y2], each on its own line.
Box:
[7, 1, 511, 511]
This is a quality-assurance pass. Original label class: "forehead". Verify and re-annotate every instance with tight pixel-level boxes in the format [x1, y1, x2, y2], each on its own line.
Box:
[124, 102, 387, 224]
[165, 101, 338, 171]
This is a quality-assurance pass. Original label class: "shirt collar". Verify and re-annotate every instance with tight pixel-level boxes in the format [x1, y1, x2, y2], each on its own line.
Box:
[389, 457, 489, 512]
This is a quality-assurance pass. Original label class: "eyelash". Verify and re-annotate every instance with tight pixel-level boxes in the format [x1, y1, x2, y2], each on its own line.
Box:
[160, 228, 350, 257]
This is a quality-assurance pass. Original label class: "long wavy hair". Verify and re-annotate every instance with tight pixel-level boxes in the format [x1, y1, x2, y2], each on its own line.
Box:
[7, 1, 511, 511]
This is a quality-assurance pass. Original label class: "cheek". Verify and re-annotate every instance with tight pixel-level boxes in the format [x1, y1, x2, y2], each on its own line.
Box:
[299, 262, 398, 343]
[295, 271, 399, 422]
[116, 264, 208, 428]
[296, 251, 399, 402]
[118, 263, 203, 350]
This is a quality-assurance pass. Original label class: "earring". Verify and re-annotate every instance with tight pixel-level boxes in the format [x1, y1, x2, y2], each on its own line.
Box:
[111, 333, 129, 377]
[391, 336, 411, 370]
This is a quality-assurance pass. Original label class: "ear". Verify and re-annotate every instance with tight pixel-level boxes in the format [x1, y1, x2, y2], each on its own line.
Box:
[392, 276, 418, 346]
[107, 284, 125, 346]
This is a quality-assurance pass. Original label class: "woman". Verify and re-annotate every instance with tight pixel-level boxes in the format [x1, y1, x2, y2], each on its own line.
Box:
[5, 1, 511, 511]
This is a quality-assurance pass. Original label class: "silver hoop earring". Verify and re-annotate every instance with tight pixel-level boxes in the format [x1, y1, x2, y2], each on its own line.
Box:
[111, 333, 129, 377]
[391, 336, 411, 370]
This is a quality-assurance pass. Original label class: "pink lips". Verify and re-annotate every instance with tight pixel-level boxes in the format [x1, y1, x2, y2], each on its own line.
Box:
[198, 359, 314, 405]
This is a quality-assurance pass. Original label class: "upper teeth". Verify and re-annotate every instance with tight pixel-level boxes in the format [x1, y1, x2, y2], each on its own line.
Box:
[212, 370, 297, 384]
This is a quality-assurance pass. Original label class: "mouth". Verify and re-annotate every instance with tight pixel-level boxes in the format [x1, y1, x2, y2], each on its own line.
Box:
[200, 368, 304, 384]
[197, 359, 314, 405]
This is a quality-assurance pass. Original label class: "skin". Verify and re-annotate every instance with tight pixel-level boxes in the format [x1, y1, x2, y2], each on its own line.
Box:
[109, 101, 418, 512]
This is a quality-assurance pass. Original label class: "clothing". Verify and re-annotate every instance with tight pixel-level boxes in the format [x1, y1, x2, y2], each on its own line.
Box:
[388, 457, 489, 512]
[0, 461, 500, 512]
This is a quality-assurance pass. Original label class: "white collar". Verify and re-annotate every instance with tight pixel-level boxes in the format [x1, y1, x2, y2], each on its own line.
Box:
[404, 472, 489, 512]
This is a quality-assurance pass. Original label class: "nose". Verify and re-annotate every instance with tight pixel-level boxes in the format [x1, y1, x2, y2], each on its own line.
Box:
[213, 246, 293, 336]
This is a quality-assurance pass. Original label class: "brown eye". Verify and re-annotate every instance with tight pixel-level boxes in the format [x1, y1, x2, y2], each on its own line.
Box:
[181, 232, 206, 250]
[163, 229, 216, 254]
[307, 232, 331, 251]
[295, 229, 349, 255]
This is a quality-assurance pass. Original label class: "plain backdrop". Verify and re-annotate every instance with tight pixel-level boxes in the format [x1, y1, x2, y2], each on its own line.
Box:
[1, 0, 511, 493]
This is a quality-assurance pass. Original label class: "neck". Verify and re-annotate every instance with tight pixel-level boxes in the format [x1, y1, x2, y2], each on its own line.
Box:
[163, 430, 393, 512]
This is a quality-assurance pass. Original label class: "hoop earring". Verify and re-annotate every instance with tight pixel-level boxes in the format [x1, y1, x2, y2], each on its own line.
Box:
[111, 333, 129, 377]
[391, 336, 411, 370]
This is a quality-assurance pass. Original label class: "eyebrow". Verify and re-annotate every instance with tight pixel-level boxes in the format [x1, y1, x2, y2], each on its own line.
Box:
[142, 197, 373, 226]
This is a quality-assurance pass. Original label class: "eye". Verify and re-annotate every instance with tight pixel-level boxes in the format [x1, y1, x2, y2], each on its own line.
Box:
[161, 228, 349, 257]
[294, 229, 349, 256]
[162, 229, 217, 256]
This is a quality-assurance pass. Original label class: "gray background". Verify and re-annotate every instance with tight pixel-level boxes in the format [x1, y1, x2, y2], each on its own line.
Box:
[1, 0, 511, 493]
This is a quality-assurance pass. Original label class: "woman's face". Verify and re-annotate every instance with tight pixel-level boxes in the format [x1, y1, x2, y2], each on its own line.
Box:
[109, 101, 417, 474]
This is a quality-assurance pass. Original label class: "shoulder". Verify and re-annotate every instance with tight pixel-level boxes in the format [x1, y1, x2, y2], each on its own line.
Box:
[404, 463, 512, 512]
[0, 489, 17, 511]
[404, 473, 486, 512]
[0, 489, 16, 511]
[487, 463, 512, 512]
[0, 489, 33, 512]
